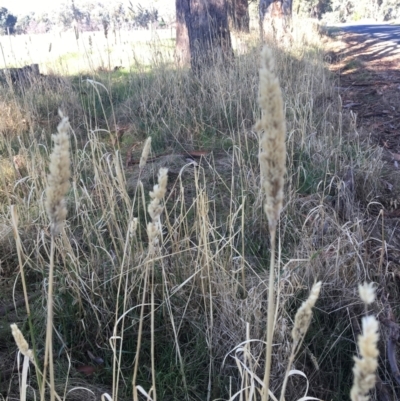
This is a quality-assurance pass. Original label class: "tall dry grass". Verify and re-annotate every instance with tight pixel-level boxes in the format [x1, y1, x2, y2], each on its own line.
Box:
[0, 20, 397, 401]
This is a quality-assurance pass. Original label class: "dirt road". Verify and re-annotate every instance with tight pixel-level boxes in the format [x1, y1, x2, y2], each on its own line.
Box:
[331, 22, 400, 44]
[325, 24, 400, 154]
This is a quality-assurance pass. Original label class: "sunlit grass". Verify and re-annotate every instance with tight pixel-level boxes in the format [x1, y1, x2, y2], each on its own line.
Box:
[0, 21, 395, 401]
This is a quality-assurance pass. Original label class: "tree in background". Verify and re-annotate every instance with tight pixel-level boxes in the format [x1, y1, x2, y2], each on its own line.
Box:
[378, 0, 400, 20]
[14, 13, 34, 35]
[8, 0, 398, 37]
[329, 0, 356, 21]
[259, 0, 293, 39]
[323, 0, 399, 22]
[109, 2, 126, 30]
[128, 2, 159, 29]
[90, 3, 111, 31]
[176, 0, 233, 70]
[36, 13, 54, 33]
[294, 0, 331, 19]
[0, 7, 17, 35]
[57, 3, 75, 31]
[227, 0, 250, 32]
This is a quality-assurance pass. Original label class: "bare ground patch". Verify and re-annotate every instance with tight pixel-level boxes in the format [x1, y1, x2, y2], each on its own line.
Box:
[326, 31, 400, 152]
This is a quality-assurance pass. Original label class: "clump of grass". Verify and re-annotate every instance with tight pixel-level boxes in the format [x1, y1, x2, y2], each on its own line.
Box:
[3, 21, 398, 401]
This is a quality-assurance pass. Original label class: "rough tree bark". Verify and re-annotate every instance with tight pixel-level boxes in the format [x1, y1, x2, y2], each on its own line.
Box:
[227, 0, 250, 32]
[176, 0, 233, 70]
[259, 0, 293, 39]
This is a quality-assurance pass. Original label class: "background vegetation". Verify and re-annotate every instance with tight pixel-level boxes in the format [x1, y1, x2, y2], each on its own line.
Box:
[1, 0, 399, 37]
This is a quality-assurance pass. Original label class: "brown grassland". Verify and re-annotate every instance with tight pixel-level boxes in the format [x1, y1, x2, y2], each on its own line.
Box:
[0, 18, 398, 401]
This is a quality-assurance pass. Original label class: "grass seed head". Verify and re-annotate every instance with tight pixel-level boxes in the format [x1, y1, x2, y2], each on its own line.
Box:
[358, 282, 376, 305]
[129, 217, 138, 237]
[350, 316, 379, 401]
[292, 281, 322, 344]
[147, 221, 160, 255]
[148, 168, 168, 222]
[10, 324, 34, 361]
[45, 116, 71, 236]
[255, 46, 286, 231]
[139, 137, 152, 169]
[147, 168, 168, 254]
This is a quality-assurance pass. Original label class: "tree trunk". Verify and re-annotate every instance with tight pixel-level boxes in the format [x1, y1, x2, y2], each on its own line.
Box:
[176, 0, 233, 70]
[227, 0, 250, 32]
[259, 0, 293, 40]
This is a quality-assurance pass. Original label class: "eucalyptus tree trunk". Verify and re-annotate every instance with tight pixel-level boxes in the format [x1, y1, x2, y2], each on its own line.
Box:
[176, 0, 233, 70]
[259, 0, 293, 39]
[227, 0, 250, 32]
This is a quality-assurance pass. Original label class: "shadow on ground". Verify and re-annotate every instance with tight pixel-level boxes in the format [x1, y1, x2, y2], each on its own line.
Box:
[326, 29, 400, 154]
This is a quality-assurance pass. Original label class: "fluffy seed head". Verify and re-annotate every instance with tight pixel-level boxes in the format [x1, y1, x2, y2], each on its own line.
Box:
[45, 116, 71, 236]
[147, 168, 168, 254]
[292, 281, 322, 344]
[350, 316, 379, 401]
[147, 222, 160, 255]
[129, 217, 138, 237]
[148, 168, 168, 222]
[10, 324, 34, 361]
[255, 46, 286, 231]
[139, 137, 152, 169]
[358, 282, 376, 305]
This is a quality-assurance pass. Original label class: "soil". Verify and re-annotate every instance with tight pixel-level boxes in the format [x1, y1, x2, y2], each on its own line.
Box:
[325, 29, 400, 155]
